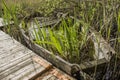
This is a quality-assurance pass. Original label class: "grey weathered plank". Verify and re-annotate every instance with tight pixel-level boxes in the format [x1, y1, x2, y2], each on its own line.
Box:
[17, 65, 45, 80]
[0, 53, 34, 72]
[2, 62, 42, 80]
[80, 58, 107, 70]
[0, 50, 33, 66]
[0, 18, 14, 28]
[42, 74, 58, 80]
[0, 58, 33, 79]
[1, 56, 51, 80]
[0, 30, 76, 80]
[0, 40, 19, 50]
[0, 46, 26, 58]
[90, 28, 115, 60]
[10, 63, 44, 80]
[0, 30, 43, 80]
[1, 63, 34, 80]
[0, 30, 53, 80]
[37, 68, 76, 80]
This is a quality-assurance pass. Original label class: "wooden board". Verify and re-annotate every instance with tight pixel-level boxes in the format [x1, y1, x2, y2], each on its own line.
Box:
[0, 30, 75, 80]
[0, 18, 14, 28]
[35, 68, 76, 80]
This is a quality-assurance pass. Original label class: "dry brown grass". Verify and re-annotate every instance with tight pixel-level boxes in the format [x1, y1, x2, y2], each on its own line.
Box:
[0, 0, 43, 9]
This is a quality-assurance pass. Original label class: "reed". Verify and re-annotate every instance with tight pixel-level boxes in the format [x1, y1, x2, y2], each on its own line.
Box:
[1, 0, 120, 79]
[28, 17, 95, 64]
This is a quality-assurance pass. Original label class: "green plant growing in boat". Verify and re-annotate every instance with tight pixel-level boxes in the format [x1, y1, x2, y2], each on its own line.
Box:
[30, 18, 95, 64]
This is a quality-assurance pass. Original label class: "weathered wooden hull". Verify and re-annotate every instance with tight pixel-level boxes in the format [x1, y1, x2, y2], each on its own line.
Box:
[19, 18, 115, 79]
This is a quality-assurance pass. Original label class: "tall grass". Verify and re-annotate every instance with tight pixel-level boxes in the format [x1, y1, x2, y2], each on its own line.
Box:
[1, 0, 23, 41]
[29, 17, 95, 64]
[1, 0, 120, 79]
[1, 0, 119, 61]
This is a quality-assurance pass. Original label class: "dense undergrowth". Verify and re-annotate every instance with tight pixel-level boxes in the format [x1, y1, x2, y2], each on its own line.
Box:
[26, 17, 95, 64]
[0, 0, 120, 79]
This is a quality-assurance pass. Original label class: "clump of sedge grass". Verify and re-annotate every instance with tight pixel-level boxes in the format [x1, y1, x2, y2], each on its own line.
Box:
[1, 0, 22, 41]
[27, 17, 95, 64]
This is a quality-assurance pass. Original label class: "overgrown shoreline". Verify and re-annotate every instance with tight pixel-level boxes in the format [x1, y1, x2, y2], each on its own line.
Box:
[0, 0, 120, 80]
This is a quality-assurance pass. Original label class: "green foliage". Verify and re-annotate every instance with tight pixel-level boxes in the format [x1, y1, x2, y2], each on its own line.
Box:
[32, 18, 95, 63]
[1, 0, 22, 41]
[1, 0, 120, 63]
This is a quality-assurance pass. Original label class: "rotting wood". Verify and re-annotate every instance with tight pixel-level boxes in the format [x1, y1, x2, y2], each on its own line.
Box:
[20, 25, 95, 80]
[70, 16, 115, 61]
[21, 25, 107, 73]
[0, 46, 28, 59]
[0, 51, 33, 66]
[32, 55, 52, 69]
[2, 62, 44, 80]
[29, 56, 53, 80]
[32, 43, 73, 75]
[0, 18, 14, 28]
[80, 58, 107, 72]
[19, 28, 74, 75]
[0, 30, 46, 80]
[28, 13, 68, 40]
[2, 63, 36, 80]
[35, 68, 76, 80]
[50, 68, 75, 80]
[0, 30, 75, 80]
[19, 15, 116, 79]
[11, 63, 44, 80]
[0, 53, 34, 72]
[0, 58, 32, 79]
[90, 27, 115, 61]
[41, 74, 57, 80]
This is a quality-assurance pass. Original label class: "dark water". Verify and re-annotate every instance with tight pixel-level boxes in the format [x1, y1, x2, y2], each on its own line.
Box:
[104, 55, 120, 80]
[82, 55, 120, 80]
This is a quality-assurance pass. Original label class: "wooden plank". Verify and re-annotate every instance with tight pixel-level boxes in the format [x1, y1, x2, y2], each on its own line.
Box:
[90, 28, 115, 60]
[29, 55, 53, 80]
[0, 30, 13, 41]
[0, 30, 52, 80]
[42, 74, 58, 80]
[36, 68, 76, 80]
[0, 45, 26, 58]
[0, 42, 28, 54]
[0, 40, 18, 51]
[0, 54, 52, 80]
[0, 18, 5, 27]
[80, 58, 107, 70]
[0, 34, 11, 41]
[30, 43, 73, 75]
[11, 63, 45, 80]
[0, 58, 33, 79]
[0, 30, 76, 80]
[50, 68, 72, 80]
[0, 40, 32, 59]
[0, 50, 33, 66]
[20, 65, 45, 80]
[2, 63, 35, 80]
[32, 55, 52, 69]
[0, 53, 34, 72]
[0, 18, 14, 28]
[2, 62, 42, 80]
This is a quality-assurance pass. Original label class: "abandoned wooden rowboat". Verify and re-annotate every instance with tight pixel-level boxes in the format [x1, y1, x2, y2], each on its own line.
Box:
[19, 17, 115, 79]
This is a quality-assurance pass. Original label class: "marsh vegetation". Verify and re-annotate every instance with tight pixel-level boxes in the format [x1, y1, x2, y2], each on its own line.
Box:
[0, 0, 120, 80]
